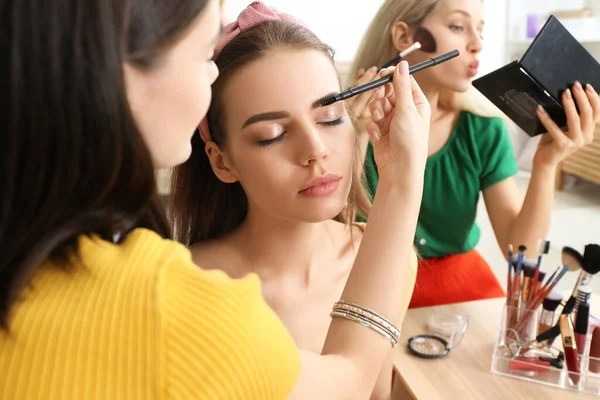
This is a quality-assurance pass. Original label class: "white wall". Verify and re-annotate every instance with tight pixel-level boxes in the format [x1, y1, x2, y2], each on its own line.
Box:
[224, 1, 513, 76]
[223, 1, 385, 64]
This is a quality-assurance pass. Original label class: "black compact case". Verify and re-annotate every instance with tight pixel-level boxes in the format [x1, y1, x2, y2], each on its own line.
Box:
[473, 15, 600, 136]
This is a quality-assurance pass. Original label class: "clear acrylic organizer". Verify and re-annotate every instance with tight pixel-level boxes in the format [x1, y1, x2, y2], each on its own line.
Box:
[491, 305, 600, 396]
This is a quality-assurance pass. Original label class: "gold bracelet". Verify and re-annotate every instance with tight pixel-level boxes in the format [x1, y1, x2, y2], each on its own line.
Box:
[332, 302, 400, 339]
[330, 310, 399, 347]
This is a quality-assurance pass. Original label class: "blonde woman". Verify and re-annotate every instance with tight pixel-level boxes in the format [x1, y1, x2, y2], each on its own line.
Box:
[349, 0, 600, 308]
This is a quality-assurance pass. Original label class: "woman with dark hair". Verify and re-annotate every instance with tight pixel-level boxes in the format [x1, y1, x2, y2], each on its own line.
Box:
[1, 0, 430, 398]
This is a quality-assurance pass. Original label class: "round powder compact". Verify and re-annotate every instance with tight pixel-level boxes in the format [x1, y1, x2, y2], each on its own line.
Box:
[407, 335, 451, 359]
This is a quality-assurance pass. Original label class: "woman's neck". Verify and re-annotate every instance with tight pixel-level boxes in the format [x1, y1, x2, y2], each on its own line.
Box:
[419, 80, 445, 122]
[229, 205, 345, 285]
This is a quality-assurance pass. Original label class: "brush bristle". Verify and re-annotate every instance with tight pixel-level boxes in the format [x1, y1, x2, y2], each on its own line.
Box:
[518, 245, 527, 252]
[537, 271, 546, 282]
[523, 265, 535, 278]
[412, 26, 437, 53]
[583, 244, 600, 274]
[538, 239, 550, 255]
[562, 246, 584, 271]
[511, 257, 537, 268]
[317, 96, 337, 107]
[543, 291, 563, 311]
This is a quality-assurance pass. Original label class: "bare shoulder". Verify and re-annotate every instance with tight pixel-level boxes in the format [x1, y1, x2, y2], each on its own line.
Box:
[189, 238, 243, 279]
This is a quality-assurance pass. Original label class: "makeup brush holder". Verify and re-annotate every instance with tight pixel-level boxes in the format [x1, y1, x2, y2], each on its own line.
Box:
[492, 305, 600, 396]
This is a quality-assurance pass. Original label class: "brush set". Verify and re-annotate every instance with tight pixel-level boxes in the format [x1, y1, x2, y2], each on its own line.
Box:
[499, 241, 600, 391]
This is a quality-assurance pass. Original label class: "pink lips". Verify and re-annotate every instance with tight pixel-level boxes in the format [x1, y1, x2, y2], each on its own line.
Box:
[467, 60, 480, 77]
[299, 174, 341, 197]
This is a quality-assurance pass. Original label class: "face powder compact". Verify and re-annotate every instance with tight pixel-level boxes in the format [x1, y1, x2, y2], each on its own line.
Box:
[407, 335, 451, 359]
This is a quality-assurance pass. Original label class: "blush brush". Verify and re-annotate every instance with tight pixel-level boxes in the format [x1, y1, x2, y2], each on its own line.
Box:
[378, 27, 437, 71]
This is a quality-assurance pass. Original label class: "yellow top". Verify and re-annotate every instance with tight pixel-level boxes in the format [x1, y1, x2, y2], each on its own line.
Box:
[0, 229, 300, 400]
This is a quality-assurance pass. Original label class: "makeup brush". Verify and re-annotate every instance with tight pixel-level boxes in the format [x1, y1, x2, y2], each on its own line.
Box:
[532, 271, 547, 300]
[538, 291, 562, 343]
[563, 246, 584, 272]
[577, 285, 592, 308]
[514, 265, 568, 333]
[378, 42, 422, 71]
[318, 49, 460, 107]
[520, 265, 536, 307]
[506, 244, 513, 302]
[378, 27, 437, 71]
[563, 244, 600, 317]
[530, 240, 550, 301]
[535, 245, 600, 345]
[509, 245, 526, 300]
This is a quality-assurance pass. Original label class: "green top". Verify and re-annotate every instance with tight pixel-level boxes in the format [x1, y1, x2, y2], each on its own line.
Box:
[363, 111, 519, 258]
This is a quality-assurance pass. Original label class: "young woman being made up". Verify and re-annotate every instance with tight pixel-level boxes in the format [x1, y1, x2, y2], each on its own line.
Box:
[0, 0, 432, 398]
[348, 0, 600, 308]
[169, 2, 424, 399]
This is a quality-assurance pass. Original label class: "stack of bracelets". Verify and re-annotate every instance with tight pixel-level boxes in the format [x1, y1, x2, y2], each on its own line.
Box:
[330, 300, 400, 347]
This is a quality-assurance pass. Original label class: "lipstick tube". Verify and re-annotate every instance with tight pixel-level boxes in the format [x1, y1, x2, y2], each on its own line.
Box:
[575, 303, 590, 358]
[560, 315, 581, 386]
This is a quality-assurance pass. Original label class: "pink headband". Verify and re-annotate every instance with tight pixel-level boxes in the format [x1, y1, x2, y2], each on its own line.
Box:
[198, 1, 307, 143]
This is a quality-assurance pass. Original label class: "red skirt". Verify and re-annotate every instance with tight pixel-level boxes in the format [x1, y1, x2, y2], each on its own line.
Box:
[409, 249, 505, 309]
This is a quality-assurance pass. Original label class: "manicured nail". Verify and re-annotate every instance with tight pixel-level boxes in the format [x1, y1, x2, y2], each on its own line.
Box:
[373, 109, 383, 121]
[400, 61, 409, 74]
[586, 83, 596, 93]
[371, 127, 381, 142]
[537, 105, 546, 114]
[574, 81, 583, 91]
[564, 88, 572, 100]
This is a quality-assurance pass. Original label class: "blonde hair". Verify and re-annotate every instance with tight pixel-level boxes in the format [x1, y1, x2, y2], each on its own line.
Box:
[350, 0, 504, 118]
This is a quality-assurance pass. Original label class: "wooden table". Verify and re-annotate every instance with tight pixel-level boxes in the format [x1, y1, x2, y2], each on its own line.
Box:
[394, 298, 598, 399]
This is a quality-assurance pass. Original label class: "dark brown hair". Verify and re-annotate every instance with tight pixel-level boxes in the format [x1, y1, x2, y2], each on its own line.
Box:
[170, 20, 371, 246]
[0, 0, 209, 327]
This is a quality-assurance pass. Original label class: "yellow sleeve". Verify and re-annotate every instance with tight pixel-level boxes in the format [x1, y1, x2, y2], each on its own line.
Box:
[158, 247, 300, 400]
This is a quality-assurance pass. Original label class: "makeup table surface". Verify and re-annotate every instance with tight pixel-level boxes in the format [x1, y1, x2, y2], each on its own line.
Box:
[394, 297, 600, 400]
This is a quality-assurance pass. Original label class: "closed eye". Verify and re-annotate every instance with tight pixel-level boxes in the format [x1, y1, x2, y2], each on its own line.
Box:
[319, 117, 344, 127]
[257, 133, 286, 147]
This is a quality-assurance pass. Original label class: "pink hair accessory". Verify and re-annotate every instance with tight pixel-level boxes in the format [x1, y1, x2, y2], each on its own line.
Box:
[198, 1, 307, 143]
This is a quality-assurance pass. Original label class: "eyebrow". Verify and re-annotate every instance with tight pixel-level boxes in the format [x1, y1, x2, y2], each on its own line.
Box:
[242, 111, 290, 129]
[241, 92, 341, 129]
[448, 10, 485, 26]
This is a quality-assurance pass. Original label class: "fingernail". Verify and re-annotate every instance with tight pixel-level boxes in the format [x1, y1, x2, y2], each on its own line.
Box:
[373, 109, 383, 121]
[369, 66, 377, 73]
[399, 61, 409, 75]
[575, 81, 583, 91]
[372, 88, 380, 97]
[586, 83, 596, 93]
[564, 88, 572, 100]
[537, 105, 546, 114]
[371, 127, 381, 142]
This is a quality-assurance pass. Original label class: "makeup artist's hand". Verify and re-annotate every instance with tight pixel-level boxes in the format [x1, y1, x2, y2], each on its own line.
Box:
[365, 62, 431, 176]
[346, 66, 378, 124]
[533, 82, 600, 168]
